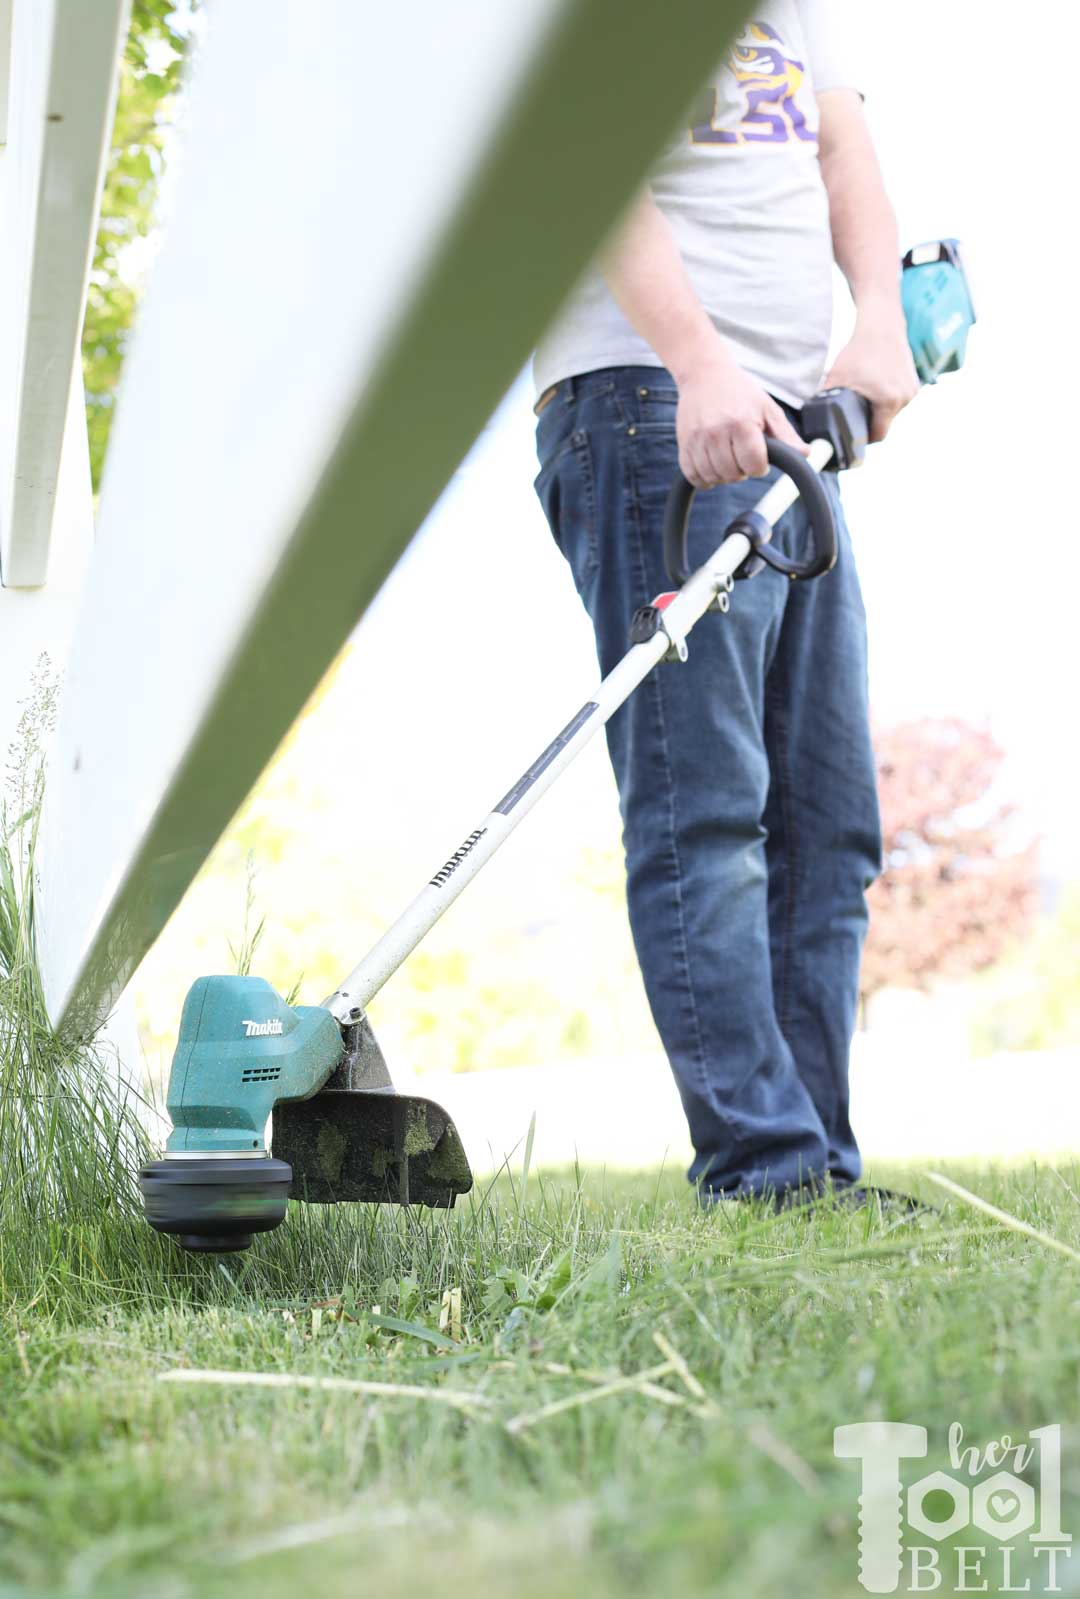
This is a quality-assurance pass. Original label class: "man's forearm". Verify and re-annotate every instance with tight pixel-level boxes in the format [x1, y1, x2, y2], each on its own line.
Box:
[817, 89, 903, 325]
[817, 88, 919, 440]
[598, 189, 807, 487]
[600, 190, 733, 383]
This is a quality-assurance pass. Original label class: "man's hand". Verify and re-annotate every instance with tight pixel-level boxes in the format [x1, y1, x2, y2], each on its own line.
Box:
[676, 347, 810, 489]
[601, 193, 809, 488]
[824, 311, 919, 443]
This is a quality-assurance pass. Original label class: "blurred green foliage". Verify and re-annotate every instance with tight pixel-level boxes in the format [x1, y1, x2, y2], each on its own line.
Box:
[970, 884, 1080, 1055]
[133, 713, 658, 1082]
[82, 1, 196, 491]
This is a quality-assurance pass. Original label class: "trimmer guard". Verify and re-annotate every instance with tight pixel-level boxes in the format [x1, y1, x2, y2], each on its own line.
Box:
[273, 1089, 472, 1208]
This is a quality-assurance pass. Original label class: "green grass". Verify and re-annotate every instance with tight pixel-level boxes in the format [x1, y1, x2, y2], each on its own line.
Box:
[0, 670, 158, 1309]
[4, 1163, 1080, 1599]
[4, 689, 1080, 1597]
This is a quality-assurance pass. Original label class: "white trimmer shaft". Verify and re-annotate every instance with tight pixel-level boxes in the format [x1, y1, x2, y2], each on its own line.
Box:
[324, 434, 836, 1024]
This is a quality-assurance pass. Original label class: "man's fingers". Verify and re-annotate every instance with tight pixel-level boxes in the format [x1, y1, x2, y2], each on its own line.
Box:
[681, 429, 743, 487]
[704, 431, 743, 485]
[681, 405, 801, 488]
[764, 400, 810, 455]
[731, 421, 768, 479]
[696, 426, 747, 485]
[679, 438, 712, 489]
[869, 395, 907, 444]
[677, 424, 702, 486]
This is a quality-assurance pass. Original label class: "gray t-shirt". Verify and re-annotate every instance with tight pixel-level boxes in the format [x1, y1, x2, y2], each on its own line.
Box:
[533, 2, 859, 408]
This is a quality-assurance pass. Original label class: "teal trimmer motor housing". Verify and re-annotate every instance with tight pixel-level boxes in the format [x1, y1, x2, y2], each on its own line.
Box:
[139, 974, 472, 1252]
[162, 975, 343, 1155]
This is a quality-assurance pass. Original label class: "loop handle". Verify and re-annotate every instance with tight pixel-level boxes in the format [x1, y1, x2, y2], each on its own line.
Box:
[663, 437, 838, 588]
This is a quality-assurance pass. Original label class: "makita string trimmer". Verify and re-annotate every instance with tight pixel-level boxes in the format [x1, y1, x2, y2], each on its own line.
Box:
[139, 240, 975, 1253]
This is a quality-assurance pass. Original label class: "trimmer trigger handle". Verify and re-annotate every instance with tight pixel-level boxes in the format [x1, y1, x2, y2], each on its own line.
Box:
[800, 387, 872, 471]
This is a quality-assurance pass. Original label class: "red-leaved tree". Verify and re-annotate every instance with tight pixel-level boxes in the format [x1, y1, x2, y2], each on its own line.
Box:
[861, 719, 1039, 1004]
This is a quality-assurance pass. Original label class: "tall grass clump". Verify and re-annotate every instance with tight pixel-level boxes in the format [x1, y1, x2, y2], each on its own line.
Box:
[0, 664, 159, 1306]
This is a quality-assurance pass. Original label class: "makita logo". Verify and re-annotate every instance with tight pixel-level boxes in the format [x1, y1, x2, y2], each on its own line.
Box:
[430, 828, 487, 888]
[242, 1018, 283, 1037]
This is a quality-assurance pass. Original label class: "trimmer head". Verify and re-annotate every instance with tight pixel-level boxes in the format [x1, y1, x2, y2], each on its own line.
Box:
[139, 1155, 293, 1252]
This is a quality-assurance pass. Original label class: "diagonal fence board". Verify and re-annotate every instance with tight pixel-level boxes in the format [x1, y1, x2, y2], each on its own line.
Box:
[41, 0, 753, 1032]
[0, 0, 130, 588]
[0, 0, 11, 145]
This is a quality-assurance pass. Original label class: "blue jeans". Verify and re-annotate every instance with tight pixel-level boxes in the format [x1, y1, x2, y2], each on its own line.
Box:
[533, 367, 881, 1197]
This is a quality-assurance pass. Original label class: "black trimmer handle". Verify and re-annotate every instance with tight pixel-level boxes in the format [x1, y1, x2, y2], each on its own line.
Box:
[801, 386, 873, 471]
[663, 436, 839, 588]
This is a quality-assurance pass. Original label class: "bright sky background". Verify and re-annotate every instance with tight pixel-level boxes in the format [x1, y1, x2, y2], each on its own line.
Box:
[316, 0, 1080, 894]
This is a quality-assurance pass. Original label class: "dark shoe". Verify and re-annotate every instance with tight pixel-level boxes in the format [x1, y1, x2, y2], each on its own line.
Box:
[776, 1179, 932, 1215]
[700, 1178, 933, 1215]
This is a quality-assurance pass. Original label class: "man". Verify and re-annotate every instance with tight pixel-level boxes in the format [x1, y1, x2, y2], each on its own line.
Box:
[532, 5, 918, 1204]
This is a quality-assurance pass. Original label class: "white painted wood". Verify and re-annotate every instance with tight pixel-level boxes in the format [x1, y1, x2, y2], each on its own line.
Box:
[41, 0, 752, 1031]
[0, 0, 12, 146]
[0, 366, 95, 764]
[0, 1, 139, 1083]
[0, 363, 144, 1081]
[0, 0, 129, 589]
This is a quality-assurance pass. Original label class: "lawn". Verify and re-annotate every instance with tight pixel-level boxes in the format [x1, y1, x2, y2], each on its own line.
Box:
[4, 1158, 1080, 1599]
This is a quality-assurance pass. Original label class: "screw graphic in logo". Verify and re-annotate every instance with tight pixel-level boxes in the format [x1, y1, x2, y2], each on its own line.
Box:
[835, 1422, 928, 1592]
[834, 1422, 1070, 1593]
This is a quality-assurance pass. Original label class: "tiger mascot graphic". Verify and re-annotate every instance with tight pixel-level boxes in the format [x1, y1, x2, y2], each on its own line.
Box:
[691, 21, 816, 147]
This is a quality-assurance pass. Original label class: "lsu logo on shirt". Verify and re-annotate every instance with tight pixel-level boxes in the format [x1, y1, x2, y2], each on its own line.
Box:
[690, 22, 816, 148]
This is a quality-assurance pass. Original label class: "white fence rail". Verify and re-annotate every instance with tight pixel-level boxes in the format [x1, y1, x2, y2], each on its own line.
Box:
[0, 0, 129, 589]
[0, 0, 753, 1032]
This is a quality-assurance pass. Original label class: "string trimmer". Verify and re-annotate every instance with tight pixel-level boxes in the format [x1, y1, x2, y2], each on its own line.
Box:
[139, 240, 974, 1252]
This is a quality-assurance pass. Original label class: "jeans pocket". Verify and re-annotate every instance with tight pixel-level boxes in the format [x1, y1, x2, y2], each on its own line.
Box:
[634, 384, 679, 430]
[533, 427, 599, 592]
